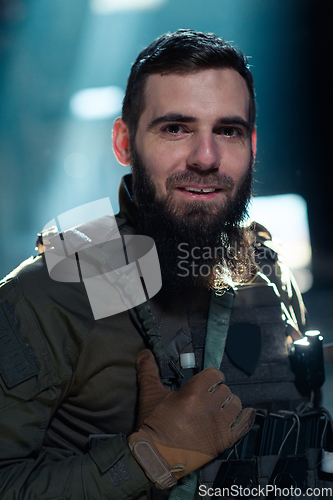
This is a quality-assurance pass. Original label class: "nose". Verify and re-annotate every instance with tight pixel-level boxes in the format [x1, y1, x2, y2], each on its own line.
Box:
[186, 132, 220, 172]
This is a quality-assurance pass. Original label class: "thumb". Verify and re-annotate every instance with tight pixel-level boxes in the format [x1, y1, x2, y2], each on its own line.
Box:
[136, 350, 171, 427]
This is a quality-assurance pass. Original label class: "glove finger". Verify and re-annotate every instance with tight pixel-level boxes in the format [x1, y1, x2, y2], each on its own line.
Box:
[216, 402, 255, 453]
[216, 394, 244, 438]
[204, 367, 226, 385]
[136, 350, 170, 426]
[179, 367, 225, 401]
[136, 349, 159, 378]
[220, 392, 241, 411]
[229, 407, 256, 441]
[217, 393, 243, 430]
[209, 379, 232, 401]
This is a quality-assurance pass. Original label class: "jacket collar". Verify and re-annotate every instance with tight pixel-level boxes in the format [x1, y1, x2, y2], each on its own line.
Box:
[118, 174, 137, 227]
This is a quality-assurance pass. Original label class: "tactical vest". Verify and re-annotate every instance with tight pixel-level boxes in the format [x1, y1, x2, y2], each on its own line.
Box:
[221, 274, 306, 411]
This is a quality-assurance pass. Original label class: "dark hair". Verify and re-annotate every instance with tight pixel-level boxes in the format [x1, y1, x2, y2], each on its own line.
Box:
[122, 29, 256, 141]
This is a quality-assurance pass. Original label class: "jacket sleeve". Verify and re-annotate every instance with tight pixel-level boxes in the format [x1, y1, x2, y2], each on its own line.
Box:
[0, 271, 151, 500]
[0, 431, 151, 499]
[0, 427, 151, 499]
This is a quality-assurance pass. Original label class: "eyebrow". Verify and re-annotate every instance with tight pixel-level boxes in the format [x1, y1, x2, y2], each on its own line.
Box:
[216, 116, 250, 132]
[147, 113, 250, 132]
[147, 114, 197, 129]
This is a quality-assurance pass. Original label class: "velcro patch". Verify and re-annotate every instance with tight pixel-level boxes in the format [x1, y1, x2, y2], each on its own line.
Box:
[108, 458, 132, 486]
[0, 300, 40, 388]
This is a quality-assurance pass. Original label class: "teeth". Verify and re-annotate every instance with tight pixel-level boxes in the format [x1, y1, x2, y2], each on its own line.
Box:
[184, 187, 216, 193]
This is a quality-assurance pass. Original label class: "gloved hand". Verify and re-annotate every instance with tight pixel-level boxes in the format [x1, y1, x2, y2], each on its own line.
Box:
[128, 349, 255, 489]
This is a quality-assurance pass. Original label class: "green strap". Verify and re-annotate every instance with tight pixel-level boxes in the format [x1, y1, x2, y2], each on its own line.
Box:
[204, 290, 234, 369]
[168, 472, 198, 500]
[169, 289, 234, 499]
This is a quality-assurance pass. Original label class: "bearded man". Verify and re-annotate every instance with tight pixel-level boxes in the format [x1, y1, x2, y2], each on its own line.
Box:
[0, 30, 316, 500]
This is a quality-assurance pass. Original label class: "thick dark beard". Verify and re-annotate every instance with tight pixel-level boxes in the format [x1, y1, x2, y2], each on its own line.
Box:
[131, 147, 255, 291]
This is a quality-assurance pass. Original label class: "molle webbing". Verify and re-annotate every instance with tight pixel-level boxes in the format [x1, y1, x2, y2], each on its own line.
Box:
[221, 280, 305, 408]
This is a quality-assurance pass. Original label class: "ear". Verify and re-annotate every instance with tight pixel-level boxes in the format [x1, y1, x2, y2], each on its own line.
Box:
[113, 118, 131, 166]
[251, 128, 257, 160]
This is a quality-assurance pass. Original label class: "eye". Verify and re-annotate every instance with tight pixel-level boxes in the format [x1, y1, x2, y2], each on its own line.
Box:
[162, 124, 187, 135]
[221, 126, 242, 137]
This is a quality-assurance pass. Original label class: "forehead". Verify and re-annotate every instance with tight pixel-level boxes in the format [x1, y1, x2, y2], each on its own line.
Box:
[140, 68, 250, 125]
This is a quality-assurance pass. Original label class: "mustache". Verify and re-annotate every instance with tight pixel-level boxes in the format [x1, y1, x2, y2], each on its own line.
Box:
[165, 172, 235, 191]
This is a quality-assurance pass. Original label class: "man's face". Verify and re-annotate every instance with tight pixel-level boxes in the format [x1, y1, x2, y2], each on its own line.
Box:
[133, 68, 255, 217]
[113, 67, 257, 289]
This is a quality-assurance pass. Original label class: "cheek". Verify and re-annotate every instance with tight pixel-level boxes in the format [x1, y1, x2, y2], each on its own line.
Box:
[138, 154, 170, 197]
[223, 149, 252, 190]
[142, 149, 182, 182]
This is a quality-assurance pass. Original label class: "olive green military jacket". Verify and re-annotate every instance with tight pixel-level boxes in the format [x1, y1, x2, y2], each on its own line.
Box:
[0, 176, 307, 499]
[0, 180, 155, 499]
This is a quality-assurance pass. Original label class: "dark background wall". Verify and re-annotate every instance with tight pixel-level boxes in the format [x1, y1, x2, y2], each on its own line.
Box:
[0, 0, 332, 406]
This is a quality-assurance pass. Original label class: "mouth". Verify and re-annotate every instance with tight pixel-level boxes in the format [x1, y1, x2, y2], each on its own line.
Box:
[176, 185, 223, 199]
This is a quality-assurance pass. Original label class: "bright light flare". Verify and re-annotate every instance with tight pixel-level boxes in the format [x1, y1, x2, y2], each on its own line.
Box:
[91, 0, 167, 14]
[69, 86, 124, 120]
[248, 193, 313, 292]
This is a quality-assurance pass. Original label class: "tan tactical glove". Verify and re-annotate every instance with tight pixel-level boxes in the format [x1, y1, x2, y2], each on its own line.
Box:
[128, 350, 255, 489]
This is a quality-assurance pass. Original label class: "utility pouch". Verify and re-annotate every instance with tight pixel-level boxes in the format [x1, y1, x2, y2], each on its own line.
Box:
[202, 407, 333, 499]
[289, 330, 325, 392]
[269, 455, 308, 497]
[213, 458, 257, 490]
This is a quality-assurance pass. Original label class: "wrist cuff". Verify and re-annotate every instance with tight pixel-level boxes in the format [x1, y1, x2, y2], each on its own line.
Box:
[129, 438, 177, 489]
